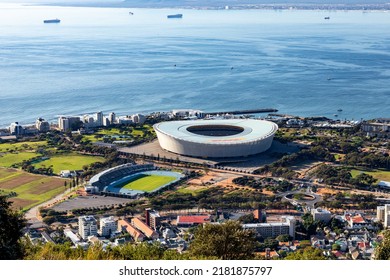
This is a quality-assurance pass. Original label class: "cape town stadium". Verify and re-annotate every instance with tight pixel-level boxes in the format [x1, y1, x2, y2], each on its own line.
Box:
[153, 119, 278, 158]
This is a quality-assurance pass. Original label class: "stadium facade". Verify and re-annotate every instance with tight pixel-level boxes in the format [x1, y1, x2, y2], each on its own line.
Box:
[153, 119, 278, 158]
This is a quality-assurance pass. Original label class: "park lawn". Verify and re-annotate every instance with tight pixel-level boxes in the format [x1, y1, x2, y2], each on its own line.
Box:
[118, 174, 176, 192]
[82, 134, 102, 143]
[0, 141, 47, 152]
[33, 154, 105, 174]
[0, 152, 40, 167]
[0, 167, 68, 210]
[351, 169, 390, 182]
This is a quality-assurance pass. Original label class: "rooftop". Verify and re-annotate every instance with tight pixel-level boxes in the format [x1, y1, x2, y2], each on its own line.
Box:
[177, 215, 211, 225]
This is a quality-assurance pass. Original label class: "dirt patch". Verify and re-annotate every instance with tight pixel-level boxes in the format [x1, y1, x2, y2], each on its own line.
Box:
[0, 167, 18, 176]
[28, 178, 67, 195]
[183, 185, 207, 191]
[9, 197, 39, 209]
[316, 187, 340, 195]
[0, 174, 38, 190]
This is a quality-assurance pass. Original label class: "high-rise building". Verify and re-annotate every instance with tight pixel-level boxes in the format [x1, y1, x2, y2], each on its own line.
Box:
[145, 208, 161, 230]
[385, 205, 390, 229]
[95, 111, 103, 127]
[58, 116, 81, 131]
[377, 206, 385, 221]
[103, 117, 109, 127]
[99, 216, 117, 237]
[109, 112, 116, 124]
[78, 215, 98, 240]
[377, 204, 390, 228]
[35, 118, 50, 132]
[132, 114, 146, 125]
[9, 122, 24, 135]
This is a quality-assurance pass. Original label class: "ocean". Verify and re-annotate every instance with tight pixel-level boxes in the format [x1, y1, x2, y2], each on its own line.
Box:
[0, 3, 390, 128]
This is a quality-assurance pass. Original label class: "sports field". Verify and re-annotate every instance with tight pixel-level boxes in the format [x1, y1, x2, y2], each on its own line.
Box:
[351, 169, 390, 182]
[33, 154, 105, 174]
[0, 167, 69, 210]
[115, 174, 177, 192]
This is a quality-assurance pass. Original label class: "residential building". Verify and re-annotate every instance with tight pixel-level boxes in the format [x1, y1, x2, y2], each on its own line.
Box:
[64, 229, 81, 246]
[145, 208, 161, 230]
[58, 116, 81, 131]
[108, 112, 116, 124]
[132, 114, 146, 124]
[311, 208, 332, 223]
[176, 215, 211, 227]
[376, 204, 390, 228]
[9, 122, 24, 135]
[377, 205, 386, 221]
[243, 216, 296, 239]
[35, 118, 50, 132]
[345, 213, 373, 230]
[131, 217, 159, 240]
[78, 215, 98, 240]
[99, 216, 117, 237]
[117, 219, 145, 242]
[95, 111, 103, 126]
[361, 121, 390, 137]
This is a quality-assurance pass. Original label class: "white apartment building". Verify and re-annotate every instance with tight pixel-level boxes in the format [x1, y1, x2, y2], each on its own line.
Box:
[311, 208, 332, 223]
[99, 216, 117, 237]
[35, 118, 50, 132]
[376, 204, 390, 228]
[243, 216, 296, 239]
[78, 216, 98, 240]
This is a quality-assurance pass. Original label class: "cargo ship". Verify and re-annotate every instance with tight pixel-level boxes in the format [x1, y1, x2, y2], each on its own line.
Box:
[167, 14, 183, 19]
[43, 19, 60, 23]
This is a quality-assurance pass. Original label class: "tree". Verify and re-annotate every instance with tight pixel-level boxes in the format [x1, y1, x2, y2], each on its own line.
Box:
[375, 230, 390, 260]
[189, 220, 257, 260]
[0, 195, 26, 259]
[285, 246, 327, 260]
[276, 234, 291, 242]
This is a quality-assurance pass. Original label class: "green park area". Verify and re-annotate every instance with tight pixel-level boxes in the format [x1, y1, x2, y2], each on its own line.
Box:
[0, 141, 47, 152]
[82, 125, 155, 143]
[0, 141, 48, 168]
[115, 174, 176, 192]
[0, 152, 40, 168]
[351, 169, 390, 182]
[33, 153, 105, 174]
[0, 167, 68, 210]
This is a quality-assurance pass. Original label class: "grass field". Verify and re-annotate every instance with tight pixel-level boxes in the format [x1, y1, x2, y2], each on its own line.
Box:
[351, 169, 390, 182]
[115, 174, 176, 192]
[33, 154, 105, 174]
[82, 125, 155, 143]
[0, 141, 47, 152]
[0, 152, 40, 167]
[0, 167, 68, 210]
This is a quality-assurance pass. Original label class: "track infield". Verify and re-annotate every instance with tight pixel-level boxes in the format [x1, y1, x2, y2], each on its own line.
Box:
[114, 174, 177, 192]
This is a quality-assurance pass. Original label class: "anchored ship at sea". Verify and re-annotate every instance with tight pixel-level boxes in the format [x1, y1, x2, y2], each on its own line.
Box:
[43, 19, 60, 23]
[167, 14, 183, 19]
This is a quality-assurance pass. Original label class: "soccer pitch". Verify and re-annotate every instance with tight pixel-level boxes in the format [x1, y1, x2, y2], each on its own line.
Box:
[115, 174, 177, 192]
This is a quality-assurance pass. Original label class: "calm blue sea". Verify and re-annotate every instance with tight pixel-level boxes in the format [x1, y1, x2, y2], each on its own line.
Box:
[0, 4, 390, 127]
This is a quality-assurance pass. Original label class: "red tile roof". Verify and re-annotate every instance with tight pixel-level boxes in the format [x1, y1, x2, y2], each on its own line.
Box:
[177, 215, 210, 225]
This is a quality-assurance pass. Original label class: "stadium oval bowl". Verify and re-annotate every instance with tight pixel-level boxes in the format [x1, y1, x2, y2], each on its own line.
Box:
[153, 119, 278, 158]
